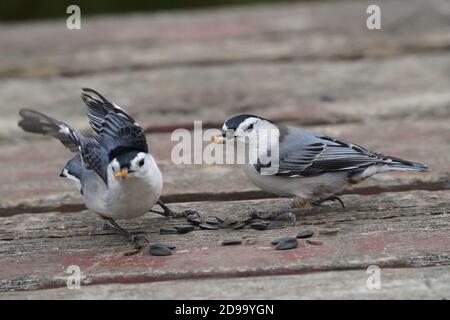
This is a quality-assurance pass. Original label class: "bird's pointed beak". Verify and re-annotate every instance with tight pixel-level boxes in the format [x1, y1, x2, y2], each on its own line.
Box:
[115, 168, 129, 179]
[211, 135, 225, 144]
[211, 131, 227, 144]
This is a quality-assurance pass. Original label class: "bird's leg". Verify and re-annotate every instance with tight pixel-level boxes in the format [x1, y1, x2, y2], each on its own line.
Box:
[101, 216, 148, 249]
[245, 197, 313, 225]
[312, 196, 345, 209]
[150, 200, 191, 219]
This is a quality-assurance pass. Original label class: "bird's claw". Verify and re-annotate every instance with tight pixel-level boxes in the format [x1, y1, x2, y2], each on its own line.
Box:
[312, 196, 345, 209]
[102, 218, 148, 250]
[152, 200, 196, 219]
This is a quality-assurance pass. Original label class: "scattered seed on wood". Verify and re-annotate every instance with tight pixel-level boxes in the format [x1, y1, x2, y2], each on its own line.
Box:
[221, 239, 242, 246]
[218, 219, 239, 229]
[149, 244, 172, 256]
[231, 222, 246, 230]
[268, 221, 285, 229]
[124, 248, 140, 256]
[306, 239, 323, 245]
[275, 212, 295, 221]
[176, 226, 195, 234]
[160, 227, 177, 235]
[318, 228, 341, 235]
[188, 217, 203, 226]
[241, 215, 254, 223]
[205, 219, 219, 225]
[250, 222, 268, 230]
[184, 210, 201, 218]
[275, 237, 298, 250]
[199, 223, 219, 230]
[271, 237, 295, 245]
[215, 216, 225, 223]
[296, 229, 314, 239]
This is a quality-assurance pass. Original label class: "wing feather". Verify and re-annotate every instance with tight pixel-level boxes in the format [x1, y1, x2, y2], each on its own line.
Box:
[80, 88, 148, 158]
[271, 132, 387, 177]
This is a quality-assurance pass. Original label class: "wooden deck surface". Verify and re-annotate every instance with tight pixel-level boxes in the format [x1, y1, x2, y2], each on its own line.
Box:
[1, 0, 449, 299]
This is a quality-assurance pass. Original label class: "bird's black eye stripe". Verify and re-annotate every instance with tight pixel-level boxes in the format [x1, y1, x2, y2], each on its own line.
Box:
[245, 123, 254, 131]
[139, 159, 145, 167]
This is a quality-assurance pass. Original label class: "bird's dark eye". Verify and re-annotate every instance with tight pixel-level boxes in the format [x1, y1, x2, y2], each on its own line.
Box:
[138, 159, 145, 167]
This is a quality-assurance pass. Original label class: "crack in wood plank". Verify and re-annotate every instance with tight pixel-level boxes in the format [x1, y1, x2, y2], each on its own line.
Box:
[1, 178, 448, 217]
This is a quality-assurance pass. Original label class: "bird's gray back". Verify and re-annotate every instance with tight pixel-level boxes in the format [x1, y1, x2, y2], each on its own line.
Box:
[278, 125, 323, 156]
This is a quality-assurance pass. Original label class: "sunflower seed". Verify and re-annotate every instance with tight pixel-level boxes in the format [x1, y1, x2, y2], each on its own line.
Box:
[306, 239, 323, 245]
[250, 222, 268, 230]
[149, 244, 172, 256]
[205, 219, 219, 225]
[199, 223, 219, 230]
[275, 237, 298, 250]
[231, 222, 246, 230]
[159, 227, 177, 235]
[185, 209, 201, 218]
[241, 215, 254, 224]
[124, 248, 140, 256]
[215, 216, 225, 223]
[318, 228, 341, 235]
[296, 229, 314, 239]
[218, 219, 238, 229]
[221, 239, 242, 246]
[188, 217, 203, 226]
[176, 226, 195, 234]
[271, 237, 294, 245]
[268, 221, 286, 230]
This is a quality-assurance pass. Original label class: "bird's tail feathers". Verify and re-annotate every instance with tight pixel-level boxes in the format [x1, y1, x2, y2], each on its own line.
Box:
[18, 109, 82, 152]
[378, 154, 429, 173]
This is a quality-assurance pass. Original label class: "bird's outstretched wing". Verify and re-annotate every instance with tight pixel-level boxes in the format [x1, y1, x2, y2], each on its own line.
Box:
[81, 88, 148, 159]
[18, 109, 109, 184]
[18, 109, 80, 152]
[258, 126, 427, 177]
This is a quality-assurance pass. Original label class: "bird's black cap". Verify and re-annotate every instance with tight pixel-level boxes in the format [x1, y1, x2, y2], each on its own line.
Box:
[223, 114, 269, 131]
[115, 150, 140, 169]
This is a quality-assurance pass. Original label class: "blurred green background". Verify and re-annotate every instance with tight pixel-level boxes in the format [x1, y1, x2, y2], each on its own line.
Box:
[0, 0, 322, 22]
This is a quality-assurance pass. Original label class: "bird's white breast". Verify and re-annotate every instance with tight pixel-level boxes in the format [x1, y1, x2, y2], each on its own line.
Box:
[83, 155, 163, 220]
[243, 164, 349, 200]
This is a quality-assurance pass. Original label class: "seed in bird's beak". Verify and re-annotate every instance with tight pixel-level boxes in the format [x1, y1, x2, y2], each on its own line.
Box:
[115, 168, 129, 178]
[211, 135, 226, 144]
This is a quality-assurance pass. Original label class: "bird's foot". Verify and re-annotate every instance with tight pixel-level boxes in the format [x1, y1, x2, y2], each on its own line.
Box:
[102, 218, 148, 250]
[312, 196, 345, 209]
[246, 207, 297, 226]
[150, 200, 192, 219]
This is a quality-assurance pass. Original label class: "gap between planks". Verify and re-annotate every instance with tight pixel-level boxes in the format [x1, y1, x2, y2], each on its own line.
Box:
[1, 178, 449, 217]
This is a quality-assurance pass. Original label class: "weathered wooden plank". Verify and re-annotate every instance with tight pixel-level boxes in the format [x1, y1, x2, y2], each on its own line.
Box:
[1, 119, 448, 211]
[2, 265, 449, 299]
[0, 190, 449, 292]
[2, 53, 450, 141]
[1, 0, 450, 78]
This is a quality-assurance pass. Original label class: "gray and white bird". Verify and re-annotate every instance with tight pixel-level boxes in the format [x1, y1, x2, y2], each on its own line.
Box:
[213, 114, 429, 218]
[18, 88, 176, 248]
